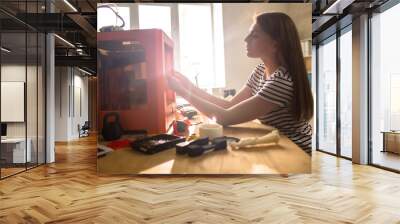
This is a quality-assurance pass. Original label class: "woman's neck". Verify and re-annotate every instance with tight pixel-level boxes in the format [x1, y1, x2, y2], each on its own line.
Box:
[261, 57, 280, 79]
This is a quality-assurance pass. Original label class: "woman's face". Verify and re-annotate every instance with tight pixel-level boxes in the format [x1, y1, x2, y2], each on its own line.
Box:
[245, 23, 278, 59]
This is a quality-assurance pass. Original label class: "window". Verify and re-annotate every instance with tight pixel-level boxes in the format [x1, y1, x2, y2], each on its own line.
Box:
[317, 29, 352, 158]
[178, 4, 213, 89]
[212, 3, 225, 88]
[371, 2, 400, 171]
[138, 5, 172, 38]
[317, 36, 337, 154]
[339, 27, 352, 158]
[178, 4, 225, 89]
[0, 1, 46, 179]
[136, 3, 225, 89]
[97, 6, 130, 31]
[390, 74, 400, 130]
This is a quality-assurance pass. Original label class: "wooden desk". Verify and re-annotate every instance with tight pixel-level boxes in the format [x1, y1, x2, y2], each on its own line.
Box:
[97, 122, 311, 174]
[1, 138, 32, 164]
[381, 131, 400, 154]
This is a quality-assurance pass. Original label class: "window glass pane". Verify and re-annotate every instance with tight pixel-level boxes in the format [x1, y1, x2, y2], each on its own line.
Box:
[1, 20, 28, 177]
[178, 4, 214, 88]
[318, 36, 337, 154]
[312, 45, 317, 151]
[138, 5, 172, 38]
[340, 28, 352, 158]
[212, 3, 225, 88]
[38, 32, 45, 165]
[97, 6, 130, 31]
[371, 3, 400, 171]
[27, 31, 38, 169]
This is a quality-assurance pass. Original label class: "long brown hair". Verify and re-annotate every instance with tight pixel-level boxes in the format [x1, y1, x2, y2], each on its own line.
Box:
[256, 12, 313, 122]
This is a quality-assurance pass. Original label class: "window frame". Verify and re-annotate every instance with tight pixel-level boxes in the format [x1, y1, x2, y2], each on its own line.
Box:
[0, 1, 47, 180]
[368, 0, 400, 173]
[314, 23, 353, 161]
[133, 3, 226, 89]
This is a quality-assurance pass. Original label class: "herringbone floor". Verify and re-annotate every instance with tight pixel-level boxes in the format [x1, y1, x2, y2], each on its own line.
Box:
[0, 135, 399, 224]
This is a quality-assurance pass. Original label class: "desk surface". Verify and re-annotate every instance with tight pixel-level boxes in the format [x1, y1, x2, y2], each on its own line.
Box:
[1, 138, 27, 143]
[381, 131, 400, 134]
[97, 121, 311, 174]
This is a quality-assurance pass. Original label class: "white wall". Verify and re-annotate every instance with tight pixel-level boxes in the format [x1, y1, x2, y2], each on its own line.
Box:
[55, 67, 68, 141]
[1, 64, 46, 163]
[1, 65, 26, 81]
[286, 4, 312, 41]
[222, 3, 312, 91]
[72, 73, 89, 138]
[55, 67, 89, 141]
[1, 65, 32, 137]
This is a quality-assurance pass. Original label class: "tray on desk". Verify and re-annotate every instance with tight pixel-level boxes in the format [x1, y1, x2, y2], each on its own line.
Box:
[131, 134, 185, 155]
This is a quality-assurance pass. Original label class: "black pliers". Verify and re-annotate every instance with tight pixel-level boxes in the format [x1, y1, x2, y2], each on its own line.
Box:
[175, 136, 240, 157]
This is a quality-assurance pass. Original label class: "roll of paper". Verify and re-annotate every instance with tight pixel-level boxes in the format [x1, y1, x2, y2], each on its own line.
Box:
[199, 123, 223, 140]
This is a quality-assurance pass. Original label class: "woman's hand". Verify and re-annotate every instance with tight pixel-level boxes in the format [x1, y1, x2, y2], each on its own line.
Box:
[167, 74, 188, 98]
[167, 71, 197, 98]
[172, 71, 194, 89]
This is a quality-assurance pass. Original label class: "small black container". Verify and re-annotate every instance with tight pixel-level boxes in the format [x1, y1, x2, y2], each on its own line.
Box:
[176, 137, 209, 155]
[131, 134, 185, 154]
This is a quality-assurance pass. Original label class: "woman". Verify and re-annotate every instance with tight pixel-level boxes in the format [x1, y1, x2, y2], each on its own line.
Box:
[167, 12, 313, 155]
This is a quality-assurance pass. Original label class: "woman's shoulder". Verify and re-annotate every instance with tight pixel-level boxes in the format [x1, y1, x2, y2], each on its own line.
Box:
[248, 63, 265, 80]
[257, 63, 266, 69]
[253, 63, 265, 74]
[274, 66, 292, 82]
[247, 64, 265, 88]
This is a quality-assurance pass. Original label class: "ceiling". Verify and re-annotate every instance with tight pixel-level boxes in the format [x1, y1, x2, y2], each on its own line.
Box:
[0, 0, 98, 74]
[1, 0, 394, 73]
[311, 0, 390, 43]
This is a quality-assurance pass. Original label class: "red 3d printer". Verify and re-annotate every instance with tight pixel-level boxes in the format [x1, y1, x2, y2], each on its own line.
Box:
[97, 29, 176, 134]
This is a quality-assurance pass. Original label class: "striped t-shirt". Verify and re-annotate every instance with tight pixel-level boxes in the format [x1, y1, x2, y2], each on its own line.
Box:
[246, 64, 312, 155]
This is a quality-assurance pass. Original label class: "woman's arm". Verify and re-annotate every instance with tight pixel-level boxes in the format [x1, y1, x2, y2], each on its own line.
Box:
[186, 92, 278, 126]
[168, 74, 278, 125]
[190, 85, 252, 109]
[173, 72, 252, 109]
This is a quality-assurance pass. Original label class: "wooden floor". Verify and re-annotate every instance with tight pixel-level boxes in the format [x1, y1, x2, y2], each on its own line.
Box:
[0, 135, 400, 223]
[1, 163, 45, 178]
[1, 167, 26, 178]
[372, 150, 400, 171]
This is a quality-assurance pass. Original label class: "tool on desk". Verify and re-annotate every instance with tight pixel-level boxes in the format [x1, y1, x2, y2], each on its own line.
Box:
[178, 106, 198, 119]
[230, 130, 280, 150]
[176, 137, 209, 155]
[102, 112, 124, 141]
[172, 119, 191, 136]
[107, 139, 132, 150]
[213, 136, 240, 143]
[131, 134, 185, 154]
[176, 136, 240, 157]
[97, 144, 114, 158]
[187, 138, 228, 157]
[187, 133, 198, 141]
